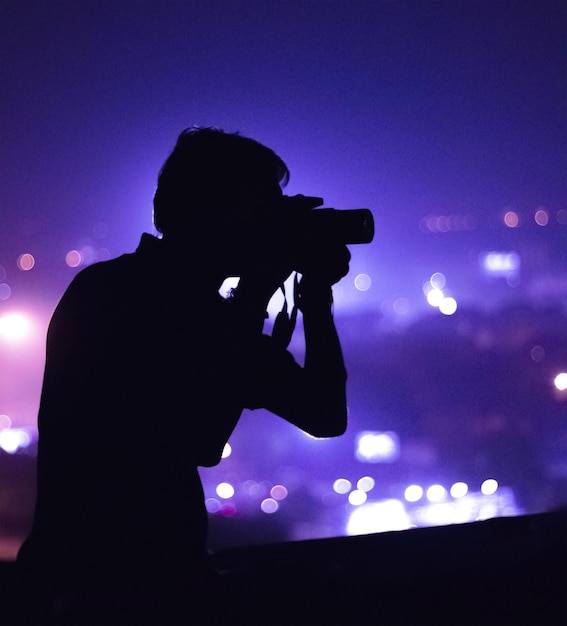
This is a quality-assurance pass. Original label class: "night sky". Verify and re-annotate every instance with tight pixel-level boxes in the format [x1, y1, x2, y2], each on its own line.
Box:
[1, 0, 566, 430]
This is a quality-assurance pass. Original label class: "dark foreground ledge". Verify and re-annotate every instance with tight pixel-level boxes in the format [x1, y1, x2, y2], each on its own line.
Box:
[1, 510, 565, 625]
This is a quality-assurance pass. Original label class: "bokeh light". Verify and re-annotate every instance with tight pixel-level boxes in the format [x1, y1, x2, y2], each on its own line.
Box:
[504, 211, 519, 227]
[450, 482, 469, 499]
[333, 478, 352, 494]
[260, 498, 279, 514]
[404, 485, 423, 502]
[65, 250, 83, 268]
[553, 372, 567, 391]
[216, 482, 235, 499]
[17, 253, 35, 271]
[481, 479, 499, 495]
[426, 485, 447, 502]
[348, 490, 367, 506]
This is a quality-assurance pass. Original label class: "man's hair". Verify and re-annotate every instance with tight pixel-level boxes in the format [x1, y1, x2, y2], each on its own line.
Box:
[153, 127, 290, 235]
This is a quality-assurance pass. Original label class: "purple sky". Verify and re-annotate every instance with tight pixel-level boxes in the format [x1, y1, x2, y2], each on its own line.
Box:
[1, 0, 566, 428]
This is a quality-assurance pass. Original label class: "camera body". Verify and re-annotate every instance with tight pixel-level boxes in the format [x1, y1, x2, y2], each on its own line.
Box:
[304, 208, 374, 245]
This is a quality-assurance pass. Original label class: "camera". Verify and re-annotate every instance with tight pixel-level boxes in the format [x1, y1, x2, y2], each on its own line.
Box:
[306, 208, 374, 244]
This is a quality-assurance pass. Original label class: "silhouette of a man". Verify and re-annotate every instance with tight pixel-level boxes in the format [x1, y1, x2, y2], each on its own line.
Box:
[16, 127, 350, 624]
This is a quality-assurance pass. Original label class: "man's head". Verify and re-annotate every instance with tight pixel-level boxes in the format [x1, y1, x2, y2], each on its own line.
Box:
[153, 127, 290, 238]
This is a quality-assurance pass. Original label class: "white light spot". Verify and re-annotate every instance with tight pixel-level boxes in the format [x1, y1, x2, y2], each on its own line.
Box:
[450, 482, 469, 499]
[481, 479, 498, 495]
[404, 484, 423, 502]
[216, 482, 235, 499]
[348, 490, 368, 506]
[221, 443, 232, 459]
[356, 431, 400, 463]
[426, 288, 444, 307]
[356, 476, 375, 493]
[333, 478, 352, 494]
[426, 485, 447, 502]
[439, 297, 457, 315]
[554, 372, 567, 391]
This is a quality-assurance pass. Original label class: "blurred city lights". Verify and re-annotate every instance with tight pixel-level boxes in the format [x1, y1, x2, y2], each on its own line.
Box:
[426, 288, 444, 307]
[216, 482, 235, 499]
[346, 499, 411, 536]
[439, 297, 457, 316]
[430, 272, 446, 289]
[356, 476, 375, 493]
[270, 485, 288, 500]
[503, 211, 519, 228]
[65, 250, 83, 268]
[0, 429, 31, 454]
[17, 253, 35, 271]
[356, 431, 400, 463]
[426, 485, 447, 502]
[481, 479, 499, 496]
[260, 498, 279, 514]
[553, 372, 567, 391]
[404, 485, 424, 502]
[0, 313, 31, 341]
[450, 482, 469, 499]
[480, 251, 520, 274]
[348, 490, 368, 506]
[333, 478, 352, 494]
[534, 209, 549, 226]
[354, 273, 372, 292]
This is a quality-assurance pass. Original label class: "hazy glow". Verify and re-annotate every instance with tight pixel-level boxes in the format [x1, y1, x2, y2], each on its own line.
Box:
[0, 415, 12, 430]
[553, 372, 567, 391]
[426, 485, 447, 502]
[481, 479, 498, 495]
[450, 482, 469, 498]
[216, 482, 235, 499]
[356, 431, 399, 463]
[0, 313, 30, 340]
[260, 498, 279, 514]
[333, 478, 352, 494]
[530, 345, 545, 362]
[404, 485, 423, 502]
[346, 499, 410, 535]
[17, 253, 35, 271]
